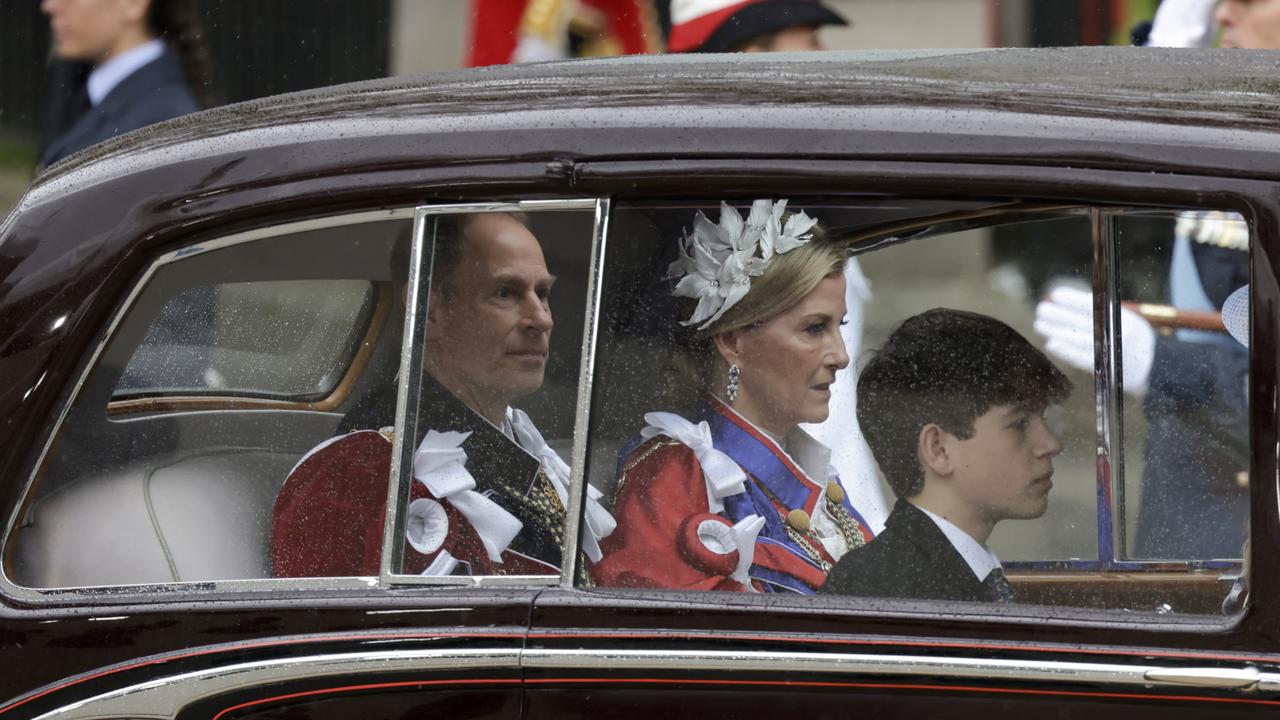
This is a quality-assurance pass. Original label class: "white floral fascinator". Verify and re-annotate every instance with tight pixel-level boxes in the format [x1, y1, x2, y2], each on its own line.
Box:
[668, 199, 818, 330]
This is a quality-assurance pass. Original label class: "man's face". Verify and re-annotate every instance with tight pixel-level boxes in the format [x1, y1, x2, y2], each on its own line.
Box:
[1217, 0, 1280, 49]
[426, 214, 554, 416]
[42, 0, 142, 62]
[943, 404, 1063, 525]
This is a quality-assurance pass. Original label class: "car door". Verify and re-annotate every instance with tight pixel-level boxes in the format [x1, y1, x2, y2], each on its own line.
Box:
[0, 199, 606, 719]
[524, 161, 1280, 718]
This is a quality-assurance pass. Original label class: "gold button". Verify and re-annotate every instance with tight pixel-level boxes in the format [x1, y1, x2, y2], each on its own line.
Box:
[787, 509, 811, 534]
[826, 482, 845, 505]
[1236, 471, 1249, 489]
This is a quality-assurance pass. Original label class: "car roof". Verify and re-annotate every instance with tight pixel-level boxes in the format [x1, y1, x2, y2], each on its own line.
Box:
[26, 46, 1280, 185]
[6, 47, 1277, 311]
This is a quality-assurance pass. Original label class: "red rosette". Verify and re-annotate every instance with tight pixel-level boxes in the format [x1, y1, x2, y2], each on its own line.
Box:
[677, 513, 739, 577]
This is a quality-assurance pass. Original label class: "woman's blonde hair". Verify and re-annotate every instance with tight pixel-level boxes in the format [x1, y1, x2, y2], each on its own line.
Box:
[666, 220, 846, 402]
[702, 223, 845, 336]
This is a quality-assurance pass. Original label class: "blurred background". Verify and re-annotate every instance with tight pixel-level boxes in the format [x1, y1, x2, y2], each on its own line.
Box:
[1, 0, 1161, 216]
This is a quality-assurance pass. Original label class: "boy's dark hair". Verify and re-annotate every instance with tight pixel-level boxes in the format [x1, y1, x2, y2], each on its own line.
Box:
[857, 308, 1072, 498]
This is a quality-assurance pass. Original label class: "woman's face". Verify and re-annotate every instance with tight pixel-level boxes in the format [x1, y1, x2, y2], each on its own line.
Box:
[722, 272, 850, 436]
[1216, 0, 1280, 49]
[42, 0, 149, 63]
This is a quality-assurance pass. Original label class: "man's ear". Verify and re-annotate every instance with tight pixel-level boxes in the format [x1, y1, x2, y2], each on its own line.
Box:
[918, 423, 953, 478]
[712, 328, 746, 367]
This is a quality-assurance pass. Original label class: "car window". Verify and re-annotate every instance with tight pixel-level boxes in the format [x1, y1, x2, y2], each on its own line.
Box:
[377, 205, 599, 583]
[265, 203, 601, 585]
[1115, 211, 1250, 566]
[5, 212, 412, 590]
[4, 201, 606, 596]
[583, 198, 1248, 619]
[115, 280, 376, 400]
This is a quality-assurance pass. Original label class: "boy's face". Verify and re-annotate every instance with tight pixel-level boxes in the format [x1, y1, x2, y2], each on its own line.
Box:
[945, 403, 1063, 525]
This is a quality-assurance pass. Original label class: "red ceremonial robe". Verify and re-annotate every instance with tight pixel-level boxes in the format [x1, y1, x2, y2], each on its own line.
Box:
[271, 376, 563, 578]
[271, 430, 556, 577]
[594, 397, 874, 594]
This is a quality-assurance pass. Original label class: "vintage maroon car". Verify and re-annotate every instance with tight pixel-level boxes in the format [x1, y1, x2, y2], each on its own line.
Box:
[0, 47, 1276, 718]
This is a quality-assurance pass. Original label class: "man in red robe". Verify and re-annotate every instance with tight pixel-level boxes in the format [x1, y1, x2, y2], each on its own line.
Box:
[272, 213, 612, 579]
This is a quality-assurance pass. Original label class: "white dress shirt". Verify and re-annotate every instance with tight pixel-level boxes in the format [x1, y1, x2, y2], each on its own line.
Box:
[916, 505, 1003, 582]
[88, 39, 165, 106]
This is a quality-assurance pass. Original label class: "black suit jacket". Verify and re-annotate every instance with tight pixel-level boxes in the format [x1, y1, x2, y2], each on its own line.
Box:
[821, 500, 995, 602]
[39, 47, 199, 168]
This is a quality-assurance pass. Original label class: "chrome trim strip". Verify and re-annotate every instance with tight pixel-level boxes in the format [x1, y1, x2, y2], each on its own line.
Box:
[382, 199, 598, 587]
[526, 648, 1158, 684]
[1144, 667, 1261, 690]
[1091, 208, 1122, 567]
[2, 208, 414, 605]
[30, 648, 522, 720]
[561, 197, 611, 587]
[521, 199, 597, 211]
[29, 647, 1279, 719]
[380, 208, 432, 585]
[1103, 210, 1129, 563]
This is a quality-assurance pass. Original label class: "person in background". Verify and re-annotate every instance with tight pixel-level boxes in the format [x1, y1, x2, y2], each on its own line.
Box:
[823, 309, 1070, 603]
[1037, 0, 1257, 560]
[668, 0, 891, 532]
[666, 0, 848, 53]
[38, 0, 210, 170]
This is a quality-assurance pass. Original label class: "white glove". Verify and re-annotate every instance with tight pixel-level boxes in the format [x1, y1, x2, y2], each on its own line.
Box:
[512, 35, 565, 63]
[1033, 286, 1156, 398]
[1147, 0, 1219, 48]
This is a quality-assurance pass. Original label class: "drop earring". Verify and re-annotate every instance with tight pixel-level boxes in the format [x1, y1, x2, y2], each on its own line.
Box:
[726, 364, 741, 402]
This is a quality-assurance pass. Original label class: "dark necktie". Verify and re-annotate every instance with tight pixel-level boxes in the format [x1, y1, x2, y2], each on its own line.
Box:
[983, 567, 1015, 604]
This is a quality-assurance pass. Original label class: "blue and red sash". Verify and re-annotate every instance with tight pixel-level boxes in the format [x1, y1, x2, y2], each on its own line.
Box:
[700, 397, 873, 594]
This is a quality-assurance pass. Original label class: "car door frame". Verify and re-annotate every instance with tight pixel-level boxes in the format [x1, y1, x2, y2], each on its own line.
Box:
[521, 157, 1280, 715]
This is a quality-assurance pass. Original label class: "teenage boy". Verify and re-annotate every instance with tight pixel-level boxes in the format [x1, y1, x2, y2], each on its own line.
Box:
[821, 309, 1070, 603]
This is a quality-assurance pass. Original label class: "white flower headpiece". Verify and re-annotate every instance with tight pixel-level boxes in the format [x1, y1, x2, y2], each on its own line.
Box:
[668, 199, 818, 330]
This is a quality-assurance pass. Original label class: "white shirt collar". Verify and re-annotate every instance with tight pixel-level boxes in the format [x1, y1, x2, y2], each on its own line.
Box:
[88, 39, 165, 106]
[915, 504, 1002, 581]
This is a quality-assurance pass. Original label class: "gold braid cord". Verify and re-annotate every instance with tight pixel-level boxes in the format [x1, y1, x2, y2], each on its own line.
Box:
[826, 497, 868, 551]
[520, 0, 575, 45]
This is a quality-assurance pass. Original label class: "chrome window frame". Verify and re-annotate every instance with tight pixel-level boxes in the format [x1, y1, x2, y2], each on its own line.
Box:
[1, 198, 609, 601]
[1098, 208, 1251, 569]
[1, 208, 420, 603]
[1093, 207, 1125, 568]
[380, 198, 605, 588]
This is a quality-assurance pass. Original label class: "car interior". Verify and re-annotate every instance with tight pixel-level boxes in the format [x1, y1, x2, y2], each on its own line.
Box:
[7, 209, 597, 588]
[2, 199, 1248, 619]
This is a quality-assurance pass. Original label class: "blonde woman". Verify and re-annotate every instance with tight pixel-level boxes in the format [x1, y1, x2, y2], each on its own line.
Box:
[595, 200, 875, 594]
